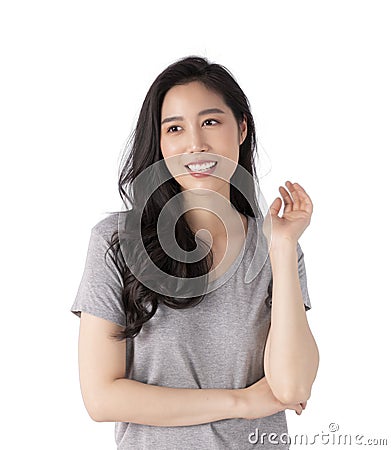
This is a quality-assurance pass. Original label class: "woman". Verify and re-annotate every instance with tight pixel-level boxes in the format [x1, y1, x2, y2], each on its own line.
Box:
[71, 55, 319, 450]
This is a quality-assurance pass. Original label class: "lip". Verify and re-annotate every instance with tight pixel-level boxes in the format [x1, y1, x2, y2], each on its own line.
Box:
[184, 160, 218, 177]
[184, 159, 217, 167]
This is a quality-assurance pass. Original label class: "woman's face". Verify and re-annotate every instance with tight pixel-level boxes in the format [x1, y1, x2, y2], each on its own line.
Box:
[160, 81, 247, 197]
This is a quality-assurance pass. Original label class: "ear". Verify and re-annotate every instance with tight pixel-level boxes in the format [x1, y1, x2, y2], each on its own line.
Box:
[239, 114, 248, 145]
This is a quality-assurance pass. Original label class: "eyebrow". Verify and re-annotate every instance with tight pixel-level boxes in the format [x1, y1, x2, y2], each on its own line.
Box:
[161, 108, 226, 125]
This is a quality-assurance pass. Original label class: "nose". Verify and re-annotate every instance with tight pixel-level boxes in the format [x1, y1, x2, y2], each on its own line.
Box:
[186, 127, 208, 153]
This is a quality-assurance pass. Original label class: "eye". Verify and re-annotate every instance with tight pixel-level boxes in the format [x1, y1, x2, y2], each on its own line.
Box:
[167, 125, 182, 133]
[203, 119, 219, 126]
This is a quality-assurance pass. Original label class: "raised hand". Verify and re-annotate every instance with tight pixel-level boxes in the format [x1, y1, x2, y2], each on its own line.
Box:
[263, 180, 313, 246]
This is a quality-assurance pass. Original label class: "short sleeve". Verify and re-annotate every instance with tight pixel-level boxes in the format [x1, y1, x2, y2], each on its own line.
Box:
[70, 228, 126, 327]
[265, 241, 312, 311]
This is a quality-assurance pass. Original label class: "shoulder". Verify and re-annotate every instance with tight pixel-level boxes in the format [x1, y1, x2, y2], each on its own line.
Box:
[91, 211, 120, 244]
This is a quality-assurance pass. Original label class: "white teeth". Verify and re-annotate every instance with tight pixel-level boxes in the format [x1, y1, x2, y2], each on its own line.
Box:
[187, 161, 217, 172]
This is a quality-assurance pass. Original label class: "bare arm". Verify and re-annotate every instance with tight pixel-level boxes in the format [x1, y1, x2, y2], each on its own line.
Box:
[77, 312, 302, 426]
[264, 241, 319, 405]
[99, 378, 239, 426]
[78, 312, 242, 426]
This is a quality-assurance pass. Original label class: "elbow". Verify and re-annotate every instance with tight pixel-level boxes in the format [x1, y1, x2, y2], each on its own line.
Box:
[89, 405, 106, 423]
[88, 410, 102, 423]
[85, 379, 127, 423]
[82, 392, 107, 422]
[274, 386, 311, 406]
[85, 399, 105, 422]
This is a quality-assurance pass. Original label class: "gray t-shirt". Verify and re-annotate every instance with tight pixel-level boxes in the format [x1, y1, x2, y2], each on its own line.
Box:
[71, 212, 311, 450]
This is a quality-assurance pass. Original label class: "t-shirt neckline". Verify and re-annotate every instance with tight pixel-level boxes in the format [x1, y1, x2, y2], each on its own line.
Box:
[207, 215, 254, 291]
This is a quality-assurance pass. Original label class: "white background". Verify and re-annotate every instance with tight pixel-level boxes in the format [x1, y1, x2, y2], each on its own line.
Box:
[1, 0, 390, 448]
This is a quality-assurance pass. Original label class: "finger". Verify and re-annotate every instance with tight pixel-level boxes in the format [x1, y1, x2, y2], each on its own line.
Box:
[301, 401, 307, 410]
[292, 182, 313, 214]
[292, 181, 308, 193]
[278, 186, 293, 214]
[295, 403, 303, 415]
[285, 181, 301, 211]
[269, 197, 282, 217]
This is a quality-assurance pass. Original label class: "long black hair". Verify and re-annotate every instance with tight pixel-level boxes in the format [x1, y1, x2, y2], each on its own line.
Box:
[105, 55, 262, 341]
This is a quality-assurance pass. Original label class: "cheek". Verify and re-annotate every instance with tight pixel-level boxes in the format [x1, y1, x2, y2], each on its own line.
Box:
[219, 124, 240, 144]
[160, 140, 184, 178]
[219, 130, 241, 154]
[160, 137, 179, 157]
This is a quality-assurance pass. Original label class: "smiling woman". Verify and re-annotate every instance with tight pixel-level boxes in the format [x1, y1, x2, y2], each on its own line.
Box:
[70, 55, 318, 450]
[160, 82, 246, 196]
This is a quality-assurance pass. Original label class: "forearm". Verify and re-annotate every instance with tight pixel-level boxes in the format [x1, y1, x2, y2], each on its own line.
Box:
[93, 378, 239, 426]
[266, 240, 319, 403]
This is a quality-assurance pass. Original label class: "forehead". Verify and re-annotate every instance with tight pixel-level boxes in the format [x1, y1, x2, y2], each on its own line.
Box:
[161, 81, 227, 113]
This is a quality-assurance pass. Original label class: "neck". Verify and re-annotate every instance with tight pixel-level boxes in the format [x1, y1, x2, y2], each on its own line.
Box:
[181, 186, 247, 242]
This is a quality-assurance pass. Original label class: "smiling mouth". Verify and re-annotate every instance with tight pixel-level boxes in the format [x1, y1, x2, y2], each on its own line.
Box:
[185, 161, 218, 173]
